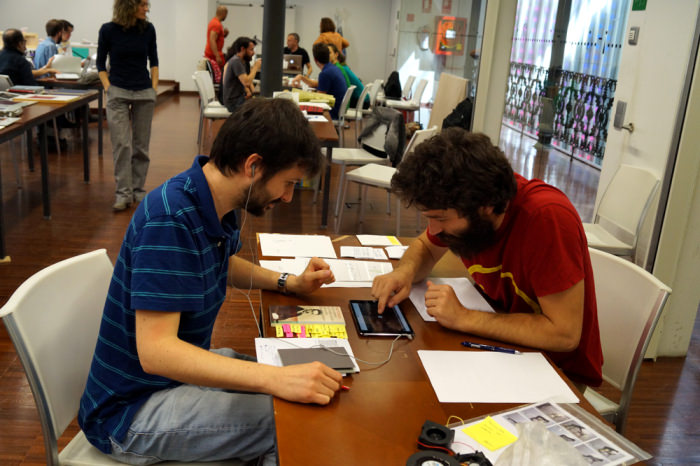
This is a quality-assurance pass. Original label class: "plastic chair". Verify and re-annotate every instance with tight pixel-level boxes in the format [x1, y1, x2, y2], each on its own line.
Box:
[192, 70, 230, 152]
[332, 84, 356, 147]
[343, 82, 372, 143]
[377, 75, 414, 105]
[330, 121, 391, 217]
[427, 73, 469, 131]
[0, 249, 243, 466]
[336, 126, 438, 235]
[583, 164, 659, 258]
[583, 248, 671, 434]
[384, 78, 428, 125]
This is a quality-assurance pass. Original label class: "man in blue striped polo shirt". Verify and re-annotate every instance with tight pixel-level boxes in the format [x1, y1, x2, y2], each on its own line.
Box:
[79, 98, 341, 465]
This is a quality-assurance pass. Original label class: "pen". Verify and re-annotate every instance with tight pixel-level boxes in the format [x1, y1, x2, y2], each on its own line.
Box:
[461, 341, 522, 355]
[341, 385, 351, 391]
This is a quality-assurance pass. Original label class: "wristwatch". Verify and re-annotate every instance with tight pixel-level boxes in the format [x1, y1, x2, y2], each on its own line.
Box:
[277, 272, 290, 294]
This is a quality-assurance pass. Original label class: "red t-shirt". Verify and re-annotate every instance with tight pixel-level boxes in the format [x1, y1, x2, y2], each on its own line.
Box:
[427, 174, 603, 386]
[204, 17, 224, 61]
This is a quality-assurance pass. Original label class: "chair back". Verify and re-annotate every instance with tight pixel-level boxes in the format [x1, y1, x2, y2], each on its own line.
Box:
[0, 74, 13, 91]
[428, 72, 469, 130]
[369, 79, 383, 107]
[0, 250, 113, 464]
[403, 126, 438, 157]
[402, 75, 416, 99]
[589, 248, 670, 429]
[409, 79, 429, 105]
[338, 85, 356, 118]
[193, 70, 217, 105]
[354, 83, 372, 112]
[595, 164, 659, 248]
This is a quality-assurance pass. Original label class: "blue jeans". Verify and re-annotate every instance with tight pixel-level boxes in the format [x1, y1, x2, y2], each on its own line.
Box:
[107, 348, 277, 465]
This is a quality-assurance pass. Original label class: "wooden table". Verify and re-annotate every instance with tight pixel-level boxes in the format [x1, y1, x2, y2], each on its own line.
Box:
[38, 77, 104, 155]
[0, 90, 100, 261]
[258, 235, 602, 465]
[308, 112, 339, 229]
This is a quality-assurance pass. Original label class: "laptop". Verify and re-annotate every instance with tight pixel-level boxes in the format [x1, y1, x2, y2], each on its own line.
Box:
[52, 55, 85, 80]
[282, 54, 303, 74]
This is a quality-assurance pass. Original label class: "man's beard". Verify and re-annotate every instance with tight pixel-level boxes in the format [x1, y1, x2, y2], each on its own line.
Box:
[435, 213, 498, 259]
[244, 183, 281, 216]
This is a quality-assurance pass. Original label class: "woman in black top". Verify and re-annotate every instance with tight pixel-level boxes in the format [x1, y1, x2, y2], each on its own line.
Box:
[97, 0, 159, 211]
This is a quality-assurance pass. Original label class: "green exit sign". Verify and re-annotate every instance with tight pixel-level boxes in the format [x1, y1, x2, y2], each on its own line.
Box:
[632, 0, 647, 11]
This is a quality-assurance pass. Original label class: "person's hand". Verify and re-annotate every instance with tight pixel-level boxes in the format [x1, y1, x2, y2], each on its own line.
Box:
[216, 55, 224, 67]
[287, 257, 335, 294]
[372, 267, 414, 313]
[270, 362, 342, 404]
[43, 67, 59, 77]
[223, 27, 229, 38]
[253, 58, 262, 70]
[424, 280, 464, 329]
[290, 74, 302, 87]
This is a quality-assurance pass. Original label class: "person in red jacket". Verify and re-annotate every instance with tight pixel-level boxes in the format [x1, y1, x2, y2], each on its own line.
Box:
[204, 5, 229, 83]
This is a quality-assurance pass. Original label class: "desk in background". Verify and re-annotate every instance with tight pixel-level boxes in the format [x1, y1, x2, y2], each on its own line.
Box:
[37, 77, 104, 156]
[258, 234, 601, 465]
[0, 90, 99, 261]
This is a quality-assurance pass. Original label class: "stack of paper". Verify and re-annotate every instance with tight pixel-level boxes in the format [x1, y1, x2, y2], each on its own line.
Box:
[410, 277, 494, 321]
[255, 337, 360, 373]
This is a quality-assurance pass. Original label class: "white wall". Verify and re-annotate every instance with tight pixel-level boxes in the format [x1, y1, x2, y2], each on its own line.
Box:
[0, 0, 209, 91]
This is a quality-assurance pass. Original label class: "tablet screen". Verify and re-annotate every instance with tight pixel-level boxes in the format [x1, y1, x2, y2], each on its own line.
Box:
[349, 300, 414, 337]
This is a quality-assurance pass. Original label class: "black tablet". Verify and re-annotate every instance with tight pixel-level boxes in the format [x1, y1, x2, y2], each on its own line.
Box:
[349, 300, 414, 338]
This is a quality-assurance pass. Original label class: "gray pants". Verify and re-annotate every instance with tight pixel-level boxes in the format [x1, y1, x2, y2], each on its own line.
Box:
[106, 85, 156, 203]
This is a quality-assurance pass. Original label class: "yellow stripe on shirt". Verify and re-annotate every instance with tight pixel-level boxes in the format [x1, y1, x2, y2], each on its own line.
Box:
[467, 264, 542, 314]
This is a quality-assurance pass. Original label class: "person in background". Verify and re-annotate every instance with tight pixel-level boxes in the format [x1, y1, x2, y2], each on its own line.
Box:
[222, 36, 261, 113]
[97, 0, 159, 211]
[33, 18, 62, 77]
[328, 43, 367, 109]
[58, 19, 74, 55]
[204, 5, 228, 84]
[284, 32, 312, 77]
[0, 29, 55, 85]
[313, 17, 349, 54]
[291, 43, 347, 120]
[79, 98, 341, 465]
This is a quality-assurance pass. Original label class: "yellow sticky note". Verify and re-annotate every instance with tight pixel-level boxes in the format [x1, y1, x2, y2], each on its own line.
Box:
[388, 236, 401, 245]
[462, 416, 518, 451]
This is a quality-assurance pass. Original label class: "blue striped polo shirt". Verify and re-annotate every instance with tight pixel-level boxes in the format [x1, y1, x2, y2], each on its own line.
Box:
[78, 156, 240, 453]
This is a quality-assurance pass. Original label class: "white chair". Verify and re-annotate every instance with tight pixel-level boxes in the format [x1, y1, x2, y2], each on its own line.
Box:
[336, 126, 438, 235]
[0, 250, 241, 466]
[384, 78, 428, 125]
[583, 164, 659, 258]
[583, 248, 671, 434]
[333, 84, 356, 147]
[192, 70, 230, 152]
[343, 83, 372, 143]
[330, 122, 391, 216]
[427, 73, 469, 131]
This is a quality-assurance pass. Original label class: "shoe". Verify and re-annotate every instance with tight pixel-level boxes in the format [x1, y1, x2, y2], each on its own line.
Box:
[112, 199, 132, 211]
[134, 191, 147, 203]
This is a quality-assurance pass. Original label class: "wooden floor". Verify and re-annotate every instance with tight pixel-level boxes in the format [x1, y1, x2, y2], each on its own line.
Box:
[0, 93, 697, 465]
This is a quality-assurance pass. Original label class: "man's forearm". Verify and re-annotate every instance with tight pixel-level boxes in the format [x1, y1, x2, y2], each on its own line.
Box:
[228, 255, 279, 291]
[396, 233, 444, 283]
[151, 66, 159, 90]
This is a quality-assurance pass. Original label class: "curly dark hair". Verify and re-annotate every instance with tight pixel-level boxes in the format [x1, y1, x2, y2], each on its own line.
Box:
[209, 98, 323, 181]
[391, 128, 517, 218]
[320, 17, 335, 33]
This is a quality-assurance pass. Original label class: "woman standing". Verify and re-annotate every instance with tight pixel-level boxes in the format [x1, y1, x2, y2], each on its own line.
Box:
[313, 17, 349, 55]
[98, 0, 159, 211]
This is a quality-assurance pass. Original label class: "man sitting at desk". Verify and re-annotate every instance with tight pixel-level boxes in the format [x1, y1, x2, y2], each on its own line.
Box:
[222, 36, 262, 113]
[372, 129, 603, 388]
[79, 98, 342, 465]
[0, 29, 55, 85]
[34, 19, 62, 78]
[291, 42, 347, 120]
[284, 32, 312, 77]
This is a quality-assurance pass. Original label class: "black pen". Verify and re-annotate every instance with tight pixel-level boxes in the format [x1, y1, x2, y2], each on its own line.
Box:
[461, 341, 522, 355]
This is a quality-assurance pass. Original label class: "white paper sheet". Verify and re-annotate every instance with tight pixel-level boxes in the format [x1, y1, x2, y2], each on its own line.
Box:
[356, 234, 402, 246]
[410, 278, 495, 321]
[259, 233, 337, 258]
[258, 258, 390, 288]
[417, 350, 579, 404]
[255, 337, 360, 373]
[340, 246, 388, 260]
[385, 245, 408, 259]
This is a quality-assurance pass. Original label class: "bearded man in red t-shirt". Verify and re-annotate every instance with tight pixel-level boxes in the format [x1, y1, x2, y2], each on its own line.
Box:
[372, 128, 603, 388]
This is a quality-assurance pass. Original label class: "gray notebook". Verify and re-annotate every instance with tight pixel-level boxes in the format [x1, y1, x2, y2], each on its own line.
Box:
[277, 347, 355, 374]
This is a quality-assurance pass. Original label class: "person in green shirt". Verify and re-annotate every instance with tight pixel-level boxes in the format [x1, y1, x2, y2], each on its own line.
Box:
[327, 43, 368, 109]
